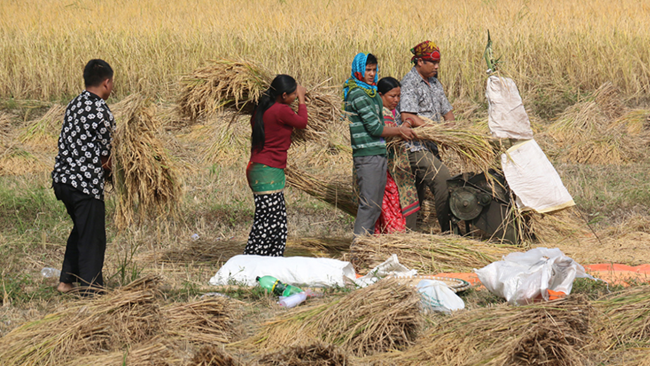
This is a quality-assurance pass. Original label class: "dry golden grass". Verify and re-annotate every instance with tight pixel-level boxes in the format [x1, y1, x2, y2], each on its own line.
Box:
[2, 0, 649, 108]
[258, 343, 349, 366]
[285, 166, 357, 217]
[18, 104, 65, 153]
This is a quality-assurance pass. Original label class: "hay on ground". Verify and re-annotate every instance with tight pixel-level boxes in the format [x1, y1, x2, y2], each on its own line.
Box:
[375, 295, 592, 366]
[525, 208, 591, 244]
[248, 278, 422, 357]
[258, 343, 349, 366]
[111, 94, 183, 230]
[178, 59, 271, 121]
[349, 232, 517, 274]
[285, 166, 357, 217]
[67, 338, 182, 366]
[0, 276, 162, 366]
[593, 286, 650, 351]
[163, 297, 240, 344]
[189, 345, 241, 366]
[19, 104, 65, 152]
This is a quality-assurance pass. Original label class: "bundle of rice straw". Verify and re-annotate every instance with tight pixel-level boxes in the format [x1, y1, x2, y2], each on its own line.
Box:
[376, 295, 592, 366]
[258, 343, 349, 366]
[404, 116, 498, 175]
[592, 286, 650, 351]
[292, 87, 342, 142]
[67, 338, 182, 366]
[525, 208, 591, 244]
[285, 165, 358, 217]
[188, 345, 241, 366]
[0, 276, 162, 366]
[178, 59, 271, 121]
[111, 94, 182, 230]
[543, 82, 643, 164]
[18, 104, 65, 152]
[0, 111, 14, 146]
[163, 297, 240, 344]
[350, 232, 517, 273]
[248, 278, 421, 356]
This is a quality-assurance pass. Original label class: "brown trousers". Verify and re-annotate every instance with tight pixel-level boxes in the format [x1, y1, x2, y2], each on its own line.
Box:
[408, 149, 452, 232]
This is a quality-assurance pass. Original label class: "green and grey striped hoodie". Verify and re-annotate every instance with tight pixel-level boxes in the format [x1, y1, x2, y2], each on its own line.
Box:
[344, 88, 386, 157]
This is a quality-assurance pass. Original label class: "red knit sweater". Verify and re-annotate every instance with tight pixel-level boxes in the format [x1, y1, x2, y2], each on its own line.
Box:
[249, 103, 308, 169]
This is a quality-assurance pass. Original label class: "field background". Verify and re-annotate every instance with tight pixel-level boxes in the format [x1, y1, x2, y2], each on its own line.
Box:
[1, 0, 650, 364]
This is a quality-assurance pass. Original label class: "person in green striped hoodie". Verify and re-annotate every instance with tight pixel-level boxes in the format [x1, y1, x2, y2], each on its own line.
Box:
[343, 53, 416, 237]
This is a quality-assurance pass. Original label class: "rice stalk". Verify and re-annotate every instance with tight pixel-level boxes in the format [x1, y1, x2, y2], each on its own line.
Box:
[248, 278, 422, 357]
[163, 297, 240, 344]
[593, 286, 650, 351]
[258, 342, 349, 366]
[189, 345, 241, 366]
[18, 104, 65, 152]
[177, 59, 272, 121]
[285, 165, 357, 217]
[67, 338, 182, 366]
[349, 232, 518, 274]
[611, 109, 650, 135]
[111, 93, 183, 230]
[374, 295, 593, 366]
[403, 117, 498, 175]
[0, 276, 163, 366]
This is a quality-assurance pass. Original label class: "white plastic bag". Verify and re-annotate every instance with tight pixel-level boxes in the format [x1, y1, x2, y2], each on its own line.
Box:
[502, 139, 575, 213]
[475, 248, 593, 305]
[417, 280, 465, 313]
[486, 76, 534, 140]
[208, 255, 356, 287]
[353, 254, 417, 288]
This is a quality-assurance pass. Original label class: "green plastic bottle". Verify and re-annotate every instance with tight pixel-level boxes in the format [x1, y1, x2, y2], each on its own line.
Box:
[256, 276, 303, 297]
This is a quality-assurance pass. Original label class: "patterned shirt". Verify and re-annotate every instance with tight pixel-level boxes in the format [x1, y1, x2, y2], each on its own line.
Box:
[397, 66, 453, 151]
[52, 91, 115, 200]
[345, 88, 386, 157]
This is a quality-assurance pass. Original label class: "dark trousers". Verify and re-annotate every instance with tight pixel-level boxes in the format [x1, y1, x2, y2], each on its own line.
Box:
[53, 183, 106, 288]
[408, 150, 452, 232]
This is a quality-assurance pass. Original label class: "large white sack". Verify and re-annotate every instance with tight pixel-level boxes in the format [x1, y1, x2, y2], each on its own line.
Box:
[475, 247, 593, 305]
[417, 279, 465, 314]
[486, 76, 534, 140]
[502, 139, 575, 213]
[208, 255, 356, 287]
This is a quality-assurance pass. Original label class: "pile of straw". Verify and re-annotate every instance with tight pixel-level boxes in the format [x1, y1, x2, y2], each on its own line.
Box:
[249, 278, 421, 356]
[189, 345, 241, 366]
[67, 339, 180, 366]
[285, 166, 357, 217]
[543, 82, 648, 164]
[258, 343, 349, 366]
[292, 88, 342, 142]
[525, 208, 591, 244]
[18, 104, 65, 152]
[349, 232, 517, 274]
[593, 286, 650, 351]
[163, 297, 240, 344]
[0, 111, 13, 146]
[0, 276, 163, 365]
[112, 94, 183, 230]
[406, 117, 498, 175]
[178, 59, 271, 121]
[380, 295, 592, 366]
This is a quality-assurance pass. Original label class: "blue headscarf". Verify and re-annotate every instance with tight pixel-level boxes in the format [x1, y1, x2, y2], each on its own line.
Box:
[343, 52, 378, 101]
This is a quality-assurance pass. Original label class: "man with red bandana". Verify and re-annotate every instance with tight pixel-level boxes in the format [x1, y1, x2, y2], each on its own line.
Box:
[398, 41, 454, 232]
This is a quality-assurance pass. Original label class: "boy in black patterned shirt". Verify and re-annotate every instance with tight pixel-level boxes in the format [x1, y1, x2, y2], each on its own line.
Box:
[52, 59, 115, 293]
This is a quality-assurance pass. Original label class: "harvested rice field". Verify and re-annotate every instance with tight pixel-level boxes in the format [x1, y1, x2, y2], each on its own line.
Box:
[2, 0, 650, 365]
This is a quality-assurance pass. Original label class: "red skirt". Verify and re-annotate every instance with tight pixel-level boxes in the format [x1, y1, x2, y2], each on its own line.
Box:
[374, 171, 406, 234]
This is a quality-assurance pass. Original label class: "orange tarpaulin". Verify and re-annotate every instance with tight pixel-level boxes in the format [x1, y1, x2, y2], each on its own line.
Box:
[584, 263, 650, 287]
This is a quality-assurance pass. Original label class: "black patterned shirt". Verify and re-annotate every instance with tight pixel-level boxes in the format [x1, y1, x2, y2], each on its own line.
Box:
[398, 66, 453, 151]
[52, 91, 115, 200]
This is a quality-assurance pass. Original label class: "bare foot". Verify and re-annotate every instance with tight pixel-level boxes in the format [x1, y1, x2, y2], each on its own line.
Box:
[57, 282, 74, 293]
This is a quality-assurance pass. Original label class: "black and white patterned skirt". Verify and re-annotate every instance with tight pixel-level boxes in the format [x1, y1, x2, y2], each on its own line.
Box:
[244, 192, 287, 256]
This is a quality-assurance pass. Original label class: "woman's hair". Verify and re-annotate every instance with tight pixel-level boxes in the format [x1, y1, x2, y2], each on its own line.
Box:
[251, 74, 297, 152]
[377, 77, 400, 95]
[366, 53, 378, 65]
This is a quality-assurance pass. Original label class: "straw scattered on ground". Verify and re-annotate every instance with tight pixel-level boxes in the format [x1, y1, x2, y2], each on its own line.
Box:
[18, 104, 65, 152]
[67, 338, 182, 366]
[349, 232, 518, 274]
[593, 286, 650, 351]
[248, 278, 422, 357]
[258, 343, 350, 366]
[189, 345, 241, 366]
[163, 297, 241, 344]
[0, 276, 163, 366]
[376, 295, 593, 366]
[111, 93, 183, 230]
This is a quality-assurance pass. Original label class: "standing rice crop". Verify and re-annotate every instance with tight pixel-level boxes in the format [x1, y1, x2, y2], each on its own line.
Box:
[111, 94, 183, 230]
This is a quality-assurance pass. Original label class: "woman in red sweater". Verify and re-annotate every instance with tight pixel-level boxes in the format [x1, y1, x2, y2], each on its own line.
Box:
[244, 75, 307, 256]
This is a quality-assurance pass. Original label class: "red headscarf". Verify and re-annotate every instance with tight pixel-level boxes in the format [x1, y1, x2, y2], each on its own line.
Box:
[411, 40, 441, 64]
